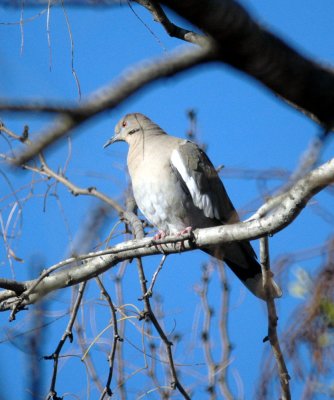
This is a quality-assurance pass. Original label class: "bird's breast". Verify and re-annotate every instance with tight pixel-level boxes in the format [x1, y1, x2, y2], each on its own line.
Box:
[129, 161, 190, 234]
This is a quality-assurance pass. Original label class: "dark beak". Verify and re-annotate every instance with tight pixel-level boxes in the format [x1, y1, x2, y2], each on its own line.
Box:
[103, 135, 118, 148]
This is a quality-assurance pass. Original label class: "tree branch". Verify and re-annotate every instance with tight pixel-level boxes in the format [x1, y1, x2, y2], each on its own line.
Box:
[3, 0, 334, 168]
[4, 45, 215, 165]
[0, 157, 332, 311]
[260, 237, 291, 400]
[159, 0, 334, 128]
[134, 0, 208, 46]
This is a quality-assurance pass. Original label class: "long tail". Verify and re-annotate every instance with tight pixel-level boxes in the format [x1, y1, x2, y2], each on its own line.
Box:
[204, 241, 282, 300]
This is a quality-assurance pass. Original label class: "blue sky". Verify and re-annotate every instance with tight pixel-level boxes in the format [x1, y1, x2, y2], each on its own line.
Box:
[1, 1, 334, 399]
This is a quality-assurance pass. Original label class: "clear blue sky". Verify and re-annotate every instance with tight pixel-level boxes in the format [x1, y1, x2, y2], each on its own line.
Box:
[1, 1, 334, 399]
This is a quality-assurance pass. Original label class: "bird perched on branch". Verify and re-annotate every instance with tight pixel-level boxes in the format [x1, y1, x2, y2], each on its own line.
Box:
[104, 113, 281, 300]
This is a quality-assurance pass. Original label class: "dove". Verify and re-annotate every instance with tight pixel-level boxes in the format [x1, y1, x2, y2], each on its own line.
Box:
[104, 113, 281, 300]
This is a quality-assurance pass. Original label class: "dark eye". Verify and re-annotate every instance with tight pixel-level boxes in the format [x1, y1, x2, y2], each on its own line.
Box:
[122, 121, 127, 127]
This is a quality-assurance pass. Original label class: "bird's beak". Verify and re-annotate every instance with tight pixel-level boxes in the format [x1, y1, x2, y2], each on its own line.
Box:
[103, 135, 118, 148]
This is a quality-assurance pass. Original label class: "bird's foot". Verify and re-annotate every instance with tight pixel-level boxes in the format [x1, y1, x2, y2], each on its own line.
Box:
[176, 226, 193, 251]
[152, 230, 167, 254]
[176, 226, 193, 236]
[153, 230, 166, 240]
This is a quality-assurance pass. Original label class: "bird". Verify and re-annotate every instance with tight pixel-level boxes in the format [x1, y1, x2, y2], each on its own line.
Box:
[104, 113, 282, 300]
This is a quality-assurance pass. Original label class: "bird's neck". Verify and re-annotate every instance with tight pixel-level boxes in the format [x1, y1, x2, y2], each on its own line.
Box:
[127, 131, 166, 174]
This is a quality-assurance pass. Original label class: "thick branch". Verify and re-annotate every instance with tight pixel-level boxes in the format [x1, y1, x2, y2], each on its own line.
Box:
[6, 45, 214, 165]
[134, 0, 208, 46]
[0, 158, 332, 311]
[3, 0, 334, 167]
[160, 0, 334, 128]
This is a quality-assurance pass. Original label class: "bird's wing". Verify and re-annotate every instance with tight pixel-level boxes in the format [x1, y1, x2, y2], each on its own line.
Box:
[170, 140, 239, 224]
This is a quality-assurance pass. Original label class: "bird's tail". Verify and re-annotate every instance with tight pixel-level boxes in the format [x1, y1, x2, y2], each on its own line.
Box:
[204, 241, 282, 300]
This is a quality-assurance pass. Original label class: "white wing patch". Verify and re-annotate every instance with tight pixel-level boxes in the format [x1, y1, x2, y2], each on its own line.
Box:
[171, 149, 215, 219]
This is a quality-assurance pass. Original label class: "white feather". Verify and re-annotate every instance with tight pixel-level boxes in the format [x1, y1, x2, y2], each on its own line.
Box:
[171, 149, 214, 218]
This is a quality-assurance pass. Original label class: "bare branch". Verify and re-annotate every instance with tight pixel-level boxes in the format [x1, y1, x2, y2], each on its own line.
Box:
[134, 0, 208, 46]
[44, 281, 87, 400]
[0, 157, 332, 311]
[0, 123, 124, 214]
[127, 204, 190, 398]
[5, 45, 215, 165]
[216, 262, 234, 400]
[198, 263, 219, 398]
[160, 0, 334, 128]
[260, 237, 291, 400]
[96, 277, 123, 400]
[136, 257, 190, 398]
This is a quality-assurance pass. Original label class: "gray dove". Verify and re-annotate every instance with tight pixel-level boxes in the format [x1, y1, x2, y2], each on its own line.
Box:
[104, 113, 282, 300]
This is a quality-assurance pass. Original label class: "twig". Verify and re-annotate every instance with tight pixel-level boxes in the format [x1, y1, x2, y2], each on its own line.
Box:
[75, 308, 105, 394]
[216, 262, 234, 400]
[38, 153, 124, 213]
[260, 237, 291, 400]
[96, 277, 123, 399]
[198, 262, 218, 398]
[144, 254, 167, 298]
[44, 281, 87, 400]
[127, 206, 190, 399]
[1, 123, 124, 214]
[61, 0, 82, 99]
[113, 262, 127, 399]
[136, 257, 190, 399]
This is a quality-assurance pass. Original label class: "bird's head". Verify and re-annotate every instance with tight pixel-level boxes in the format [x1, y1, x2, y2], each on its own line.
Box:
[103, 113, 149, 148]
[104, 113, 166, 149]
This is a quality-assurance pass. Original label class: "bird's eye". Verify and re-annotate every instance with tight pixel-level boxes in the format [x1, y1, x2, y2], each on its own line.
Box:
[122, 121, 127, 127]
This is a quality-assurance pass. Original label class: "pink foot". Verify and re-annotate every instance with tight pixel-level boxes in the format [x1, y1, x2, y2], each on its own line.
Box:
[176, 227, 193, 251]
[152, 230, 167, 254]
[153, 230, 166, 240]
[177, 226, 193, 236]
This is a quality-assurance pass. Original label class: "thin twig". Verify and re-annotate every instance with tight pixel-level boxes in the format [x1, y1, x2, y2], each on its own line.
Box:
[198, 262, 218, 398]
[114, 262, 127, 399]
[96, 277, 123, 399]
[144, 254, 167, 298]
[136, 257, 190, 399]
[1, 123, 124, 213]
[260, 237, 291, 400]
[216, 262, 234, 400]
[44, 281, 87, 400]
[61, 0, 82, 99]
[126, 206, 190, 399]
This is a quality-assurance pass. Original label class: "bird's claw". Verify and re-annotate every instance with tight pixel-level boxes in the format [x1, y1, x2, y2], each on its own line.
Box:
[176, 226, 193, 236]
[152, 230, 167, 254]
[176, 226, 193, 251]
[153, 230, 166, 240]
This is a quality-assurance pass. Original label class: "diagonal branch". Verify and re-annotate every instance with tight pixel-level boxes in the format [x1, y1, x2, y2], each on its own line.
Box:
[5, 45, 215, 165]
[159, 0, 334, 128]
[134, 0, 208, 46]
[3, 0, 334, 167]
[0, 157, 332, 311]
